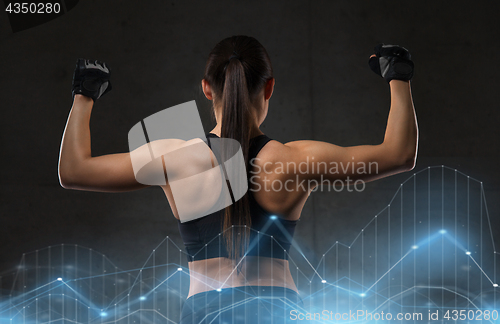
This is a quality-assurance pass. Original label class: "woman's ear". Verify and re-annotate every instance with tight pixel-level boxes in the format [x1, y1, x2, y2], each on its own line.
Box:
[202, 79, 213, 100]
[264, 78, 275, 101]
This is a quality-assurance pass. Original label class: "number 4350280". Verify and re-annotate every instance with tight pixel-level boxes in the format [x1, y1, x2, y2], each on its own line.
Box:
[5, 2, 61, 14]
[443, 309, 498, 321]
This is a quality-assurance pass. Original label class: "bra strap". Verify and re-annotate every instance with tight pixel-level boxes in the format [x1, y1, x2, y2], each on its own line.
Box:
[206, 133, 272, 161]
[248, 135, 272, 161]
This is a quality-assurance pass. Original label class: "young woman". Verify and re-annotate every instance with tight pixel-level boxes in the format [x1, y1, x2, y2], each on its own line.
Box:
[59, 36, 418, 323]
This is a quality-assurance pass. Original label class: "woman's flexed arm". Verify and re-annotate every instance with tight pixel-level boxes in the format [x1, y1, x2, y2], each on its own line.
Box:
[58, 94, 149, 192]
[280, 44, 418, 185]
[284, 79, 418, 184]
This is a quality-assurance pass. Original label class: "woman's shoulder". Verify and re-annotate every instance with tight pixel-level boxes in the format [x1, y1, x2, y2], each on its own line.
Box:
[251, 138, 291, 169]
[136, 137, 215, 182]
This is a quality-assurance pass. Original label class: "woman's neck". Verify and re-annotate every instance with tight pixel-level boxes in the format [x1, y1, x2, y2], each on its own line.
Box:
[209, 124, 263, 139]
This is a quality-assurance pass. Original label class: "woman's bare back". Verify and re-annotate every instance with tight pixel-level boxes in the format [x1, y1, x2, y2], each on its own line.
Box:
[160, 138, 311, 297]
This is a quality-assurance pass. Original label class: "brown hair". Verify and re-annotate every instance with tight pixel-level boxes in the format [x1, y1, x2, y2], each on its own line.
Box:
[203, 35, 273, 268]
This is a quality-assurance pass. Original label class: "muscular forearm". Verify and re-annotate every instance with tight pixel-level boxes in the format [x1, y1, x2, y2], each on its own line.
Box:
[58, 94, 94, 185]
[382, 80, 418, 167]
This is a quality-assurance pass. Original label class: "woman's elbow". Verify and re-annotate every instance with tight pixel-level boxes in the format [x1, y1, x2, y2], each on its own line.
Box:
[59, 173, 74, 189]
[399, 149, 417, 171]
[58, 166, 79, 189]
[403, 155, 417, 171]
[382, 142, 418, 172]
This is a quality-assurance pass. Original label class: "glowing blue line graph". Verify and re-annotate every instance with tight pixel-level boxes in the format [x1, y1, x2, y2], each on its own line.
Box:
[0, 165, 498, 323]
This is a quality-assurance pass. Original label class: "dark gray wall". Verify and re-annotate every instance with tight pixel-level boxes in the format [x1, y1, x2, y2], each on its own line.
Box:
[1, 0, 499, 281]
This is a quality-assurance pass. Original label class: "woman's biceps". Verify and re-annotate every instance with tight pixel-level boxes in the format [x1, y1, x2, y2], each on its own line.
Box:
[72, 153, 150, 191]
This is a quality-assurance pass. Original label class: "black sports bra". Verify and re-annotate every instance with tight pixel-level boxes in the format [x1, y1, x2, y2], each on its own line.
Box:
[177, 133, 299, 262]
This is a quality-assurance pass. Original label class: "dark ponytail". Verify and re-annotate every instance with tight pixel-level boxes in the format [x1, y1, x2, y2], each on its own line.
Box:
[203, 36, 273, 269]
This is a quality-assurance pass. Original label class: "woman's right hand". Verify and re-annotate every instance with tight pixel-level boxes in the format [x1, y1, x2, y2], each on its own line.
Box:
[72, 58, 112, 102]
[368, 44, 414, 83]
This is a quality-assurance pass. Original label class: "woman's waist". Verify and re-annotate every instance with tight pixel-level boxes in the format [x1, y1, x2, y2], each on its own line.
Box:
[183, 231, 294, 262]
[186, 284, 301, 303]
[187, 256, 298, 298]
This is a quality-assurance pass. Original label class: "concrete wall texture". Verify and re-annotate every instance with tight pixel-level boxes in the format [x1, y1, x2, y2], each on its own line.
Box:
[1, 0, 499, 282]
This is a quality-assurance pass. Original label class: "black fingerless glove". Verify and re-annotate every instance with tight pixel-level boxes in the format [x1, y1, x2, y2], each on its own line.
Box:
[369, 44, 414, 83]
[72, 59, 112, 101]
